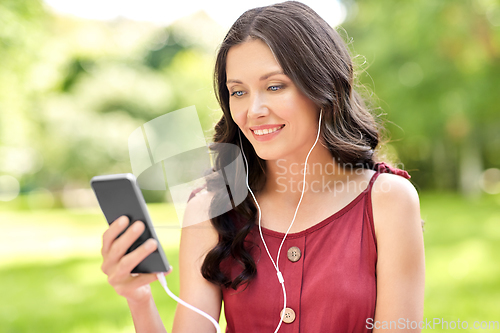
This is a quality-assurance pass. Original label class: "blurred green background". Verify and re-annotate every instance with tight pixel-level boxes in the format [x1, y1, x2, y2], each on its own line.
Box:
[1, 0, 499, 332]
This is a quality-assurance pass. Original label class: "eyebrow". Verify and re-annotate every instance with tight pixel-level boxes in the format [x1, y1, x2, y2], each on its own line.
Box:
[226, 70, 285, 85]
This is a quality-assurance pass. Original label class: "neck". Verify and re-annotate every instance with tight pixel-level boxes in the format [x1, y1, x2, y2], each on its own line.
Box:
[261, 145, 349, 203]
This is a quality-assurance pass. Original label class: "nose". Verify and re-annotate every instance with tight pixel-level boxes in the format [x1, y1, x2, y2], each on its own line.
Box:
[247, 92, 270, 119]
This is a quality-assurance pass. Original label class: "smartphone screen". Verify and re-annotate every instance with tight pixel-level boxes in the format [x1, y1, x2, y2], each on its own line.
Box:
[91, 173, 170, 273]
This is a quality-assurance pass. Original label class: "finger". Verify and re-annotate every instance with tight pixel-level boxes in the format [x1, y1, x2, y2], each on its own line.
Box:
[127, 273, 160, 289]
[118, 238, 158, 276]
[101, 216, 129, 256]
[112, 273, 159, 297]
[108, 221, 146, 264]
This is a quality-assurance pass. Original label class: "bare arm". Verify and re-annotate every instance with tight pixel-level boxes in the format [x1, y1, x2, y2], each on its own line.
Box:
[171, 191, 223, 333]
[128, 295, 168, 333]
[371, 173, 425, 332]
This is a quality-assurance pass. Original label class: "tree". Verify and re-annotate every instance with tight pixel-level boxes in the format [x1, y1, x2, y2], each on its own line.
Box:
[341, 0, 500, 194]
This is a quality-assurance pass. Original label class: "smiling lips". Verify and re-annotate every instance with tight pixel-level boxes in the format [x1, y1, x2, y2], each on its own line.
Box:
[252, 125, 285, 136]
[250, 124, 285, 141]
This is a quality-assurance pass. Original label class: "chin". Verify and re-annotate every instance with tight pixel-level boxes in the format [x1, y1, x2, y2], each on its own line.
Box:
[253, 147, 285, 162]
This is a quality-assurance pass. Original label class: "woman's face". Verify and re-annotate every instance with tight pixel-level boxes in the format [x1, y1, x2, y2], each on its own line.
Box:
[226, 38, 319, 162]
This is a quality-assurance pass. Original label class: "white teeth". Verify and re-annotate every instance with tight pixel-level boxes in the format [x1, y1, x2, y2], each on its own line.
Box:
[253, 125, 284, 136]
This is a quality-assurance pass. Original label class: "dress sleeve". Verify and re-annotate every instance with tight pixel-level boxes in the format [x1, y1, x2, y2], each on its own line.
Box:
[373, 162, 411, 179]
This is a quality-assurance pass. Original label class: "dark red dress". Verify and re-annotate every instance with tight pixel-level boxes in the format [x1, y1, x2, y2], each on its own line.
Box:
[188, 163, 411, 332]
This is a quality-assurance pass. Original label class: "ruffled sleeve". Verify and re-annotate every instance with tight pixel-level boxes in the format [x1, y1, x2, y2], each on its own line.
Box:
[373, 162, 411, 179]
[187, 185, 207, 203]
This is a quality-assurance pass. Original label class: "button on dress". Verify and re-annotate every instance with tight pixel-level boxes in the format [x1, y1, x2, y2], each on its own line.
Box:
[187, 163, 411, 332]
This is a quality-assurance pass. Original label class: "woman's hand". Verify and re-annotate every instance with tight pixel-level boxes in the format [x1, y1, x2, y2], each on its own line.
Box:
[100, 215, 171, 304]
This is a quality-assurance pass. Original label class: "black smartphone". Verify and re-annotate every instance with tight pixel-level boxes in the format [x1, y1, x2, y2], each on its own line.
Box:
[90, 173, 170, 273]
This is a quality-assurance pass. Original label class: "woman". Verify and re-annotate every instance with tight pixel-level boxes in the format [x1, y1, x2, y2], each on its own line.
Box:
[100, 1, 425, 332]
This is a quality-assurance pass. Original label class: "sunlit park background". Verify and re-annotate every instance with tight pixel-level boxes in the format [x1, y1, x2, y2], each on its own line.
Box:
[1, 0, 500, 331]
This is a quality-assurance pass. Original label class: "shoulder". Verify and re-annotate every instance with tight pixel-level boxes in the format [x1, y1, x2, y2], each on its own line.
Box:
[372, 172, 420, 207]
[369, 173, 425, 318]
[371, 172, 421, 238]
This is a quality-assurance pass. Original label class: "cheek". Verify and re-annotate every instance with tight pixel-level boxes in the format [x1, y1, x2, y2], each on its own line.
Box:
[229, 108, 245, 130]
[276, 90, 307, 117]
[229, 99, 248, 125]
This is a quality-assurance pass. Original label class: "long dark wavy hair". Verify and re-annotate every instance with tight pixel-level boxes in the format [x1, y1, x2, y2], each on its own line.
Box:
[201, 1, 384, 290]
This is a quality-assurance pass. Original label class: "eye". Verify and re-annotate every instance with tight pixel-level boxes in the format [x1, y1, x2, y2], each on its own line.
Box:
[230, 91, 245, 97]
[268, 85, 283, 91]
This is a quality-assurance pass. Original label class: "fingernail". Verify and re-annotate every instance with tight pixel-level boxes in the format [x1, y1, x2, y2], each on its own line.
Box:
[144, 239, 156, 250]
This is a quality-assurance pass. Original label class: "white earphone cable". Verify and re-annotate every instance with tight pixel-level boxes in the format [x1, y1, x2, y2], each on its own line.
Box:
[157, 273, 222, 333]
[239, 109, 322, 332]
[155, 110, 322, 333]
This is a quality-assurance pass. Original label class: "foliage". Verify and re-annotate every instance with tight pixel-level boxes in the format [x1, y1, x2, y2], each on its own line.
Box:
[1, 0, 499, 204]
[0, 2, 221, 201]
[341, 0, 500, 193]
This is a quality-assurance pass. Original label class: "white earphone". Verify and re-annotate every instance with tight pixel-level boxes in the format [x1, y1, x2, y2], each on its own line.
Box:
[238, 109, 323, 332]
[156, 109, 322, 333]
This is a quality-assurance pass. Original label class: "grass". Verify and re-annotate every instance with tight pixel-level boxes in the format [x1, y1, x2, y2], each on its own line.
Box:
[420, 192, 500, 330]
[1, 191, 499, 332]
[0, 203, 222, 333]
